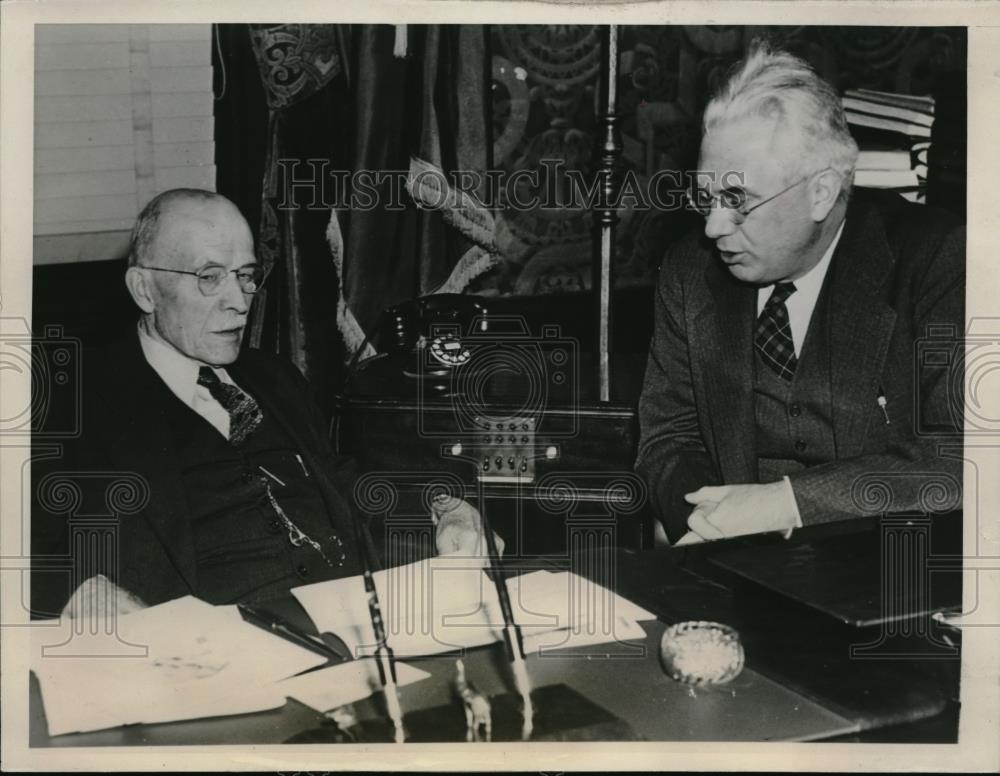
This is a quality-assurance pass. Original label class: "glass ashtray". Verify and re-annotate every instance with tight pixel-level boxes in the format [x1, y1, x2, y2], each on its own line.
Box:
[658, 620, 745, 685]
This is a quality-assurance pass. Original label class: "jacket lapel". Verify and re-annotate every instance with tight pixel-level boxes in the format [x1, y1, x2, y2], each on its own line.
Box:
[103, 336, 199, 593]
[228, 360, 318, 457]
[693, 262, 758, 483]
[826, 197, 898, 458]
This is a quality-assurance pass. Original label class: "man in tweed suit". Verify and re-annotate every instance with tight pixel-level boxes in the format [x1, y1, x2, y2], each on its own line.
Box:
[636, 42, 965, 544]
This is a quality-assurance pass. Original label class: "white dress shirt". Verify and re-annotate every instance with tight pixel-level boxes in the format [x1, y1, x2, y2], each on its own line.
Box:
[137, 324, 238, 440]
[757, 220, 845, 356]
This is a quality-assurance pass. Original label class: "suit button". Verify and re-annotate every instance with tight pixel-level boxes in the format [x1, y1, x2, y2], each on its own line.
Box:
[268, 519, 282, 533]
[789, 403, 802, 417]
[794, 439, 807, 453]
[242, 471, 255, 484]
[296, 564, 310, 579]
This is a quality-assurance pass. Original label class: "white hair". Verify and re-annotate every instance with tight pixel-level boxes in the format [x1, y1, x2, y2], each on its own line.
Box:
[703, 40, 858, 195]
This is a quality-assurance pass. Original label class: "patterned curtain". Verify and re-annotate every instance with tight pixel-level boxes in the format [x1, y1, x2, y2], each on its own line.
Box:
[239, 24, 491, 414]
[244, 24, 350, 414]
[477, 24, 966, 296]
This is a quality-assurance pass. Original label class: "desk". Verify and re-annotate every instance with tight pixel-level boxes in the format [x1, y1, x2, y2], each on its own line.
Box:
[28, 516, 960, 745]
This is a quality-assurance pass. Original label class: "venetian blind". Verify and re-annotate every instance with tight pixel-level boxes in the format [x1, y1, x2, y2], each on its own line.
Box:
[33, 24, 215, 264]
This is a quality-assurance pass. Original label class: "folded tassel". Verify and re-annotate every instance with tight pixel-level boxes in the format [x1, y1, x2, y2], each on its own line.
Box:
[393, 25, 407, 58]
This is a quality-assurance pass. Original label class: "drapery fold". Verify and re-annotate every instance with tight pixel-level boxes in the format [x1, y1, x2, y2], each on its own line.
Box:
[233, 24, 491, 416]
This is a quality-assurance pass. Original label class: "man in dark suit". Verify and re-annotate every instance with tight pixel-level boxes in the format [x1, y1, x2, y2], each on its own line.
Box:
[33, 188, 490, 616]
[636, 42, 964, 545]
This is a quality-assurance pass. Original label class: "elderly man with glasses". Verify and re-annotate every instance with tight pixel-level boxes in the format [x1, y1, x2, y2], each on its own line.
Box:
[636, 42, 965, 545]
[33, 188, 492, 617]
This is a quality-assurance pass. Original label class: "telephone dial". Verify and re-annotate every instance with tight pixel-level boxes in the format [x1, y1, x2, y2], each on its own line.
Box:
[374, 293, 489, 377]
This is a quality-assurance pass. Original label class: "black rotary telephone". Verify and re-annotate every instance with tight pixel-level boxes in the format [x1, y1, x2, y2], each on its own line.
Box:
[373, 293, 489, 377]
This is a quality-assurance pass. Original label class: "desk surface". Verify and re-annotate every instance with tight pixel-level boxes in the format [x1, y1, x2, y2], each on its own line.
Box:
[707, 512, 962, 627]
[29, 517, 959, 746]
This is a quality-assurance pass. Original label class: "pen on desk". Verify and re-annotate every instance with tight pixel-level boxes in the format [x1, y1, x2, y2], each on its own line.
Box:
[877, 386, 891, 425]
[237, 604, 347, 663]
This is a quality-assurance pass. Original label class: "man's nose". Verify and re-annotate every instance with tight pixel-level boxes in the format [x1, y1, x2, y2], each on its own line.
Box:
[703, 205, 736, 241]
[219, 272, 250, 313]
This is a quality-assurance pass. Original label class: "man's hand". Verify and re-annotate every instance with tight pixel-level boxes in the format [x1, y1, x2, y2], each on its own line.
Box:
[683, 481, 799, 542]
[431, 496, 505, 558]
[61, 574, 147, 620]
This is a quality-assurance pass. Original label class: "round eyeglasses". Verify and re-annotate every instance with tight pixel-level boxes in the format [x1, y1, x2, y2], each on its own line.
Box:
[686, 169, 829, 226]
[138, 264, 267, 296]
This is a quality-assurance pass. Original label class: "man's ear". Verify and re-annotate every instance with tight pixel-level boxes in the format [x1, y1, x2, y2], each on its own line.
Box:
[809, 169, 843, 222]
[125, 266, 156, 314]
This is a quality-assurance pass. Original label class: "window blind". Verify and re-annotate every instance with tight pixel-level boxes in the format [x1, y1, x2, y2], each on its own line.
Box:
[33, 24, 215, 264]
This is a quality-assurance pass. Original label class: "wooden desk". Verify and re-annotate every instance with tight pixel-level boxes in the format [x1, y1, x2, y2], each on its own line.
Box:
[28, 517, 960, 745]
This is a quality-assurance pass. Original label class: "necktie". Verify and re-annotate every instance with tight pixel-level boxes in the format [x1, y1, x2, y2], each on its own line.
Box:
[755, 282, 798, 381]
[197, 367, 263, 445]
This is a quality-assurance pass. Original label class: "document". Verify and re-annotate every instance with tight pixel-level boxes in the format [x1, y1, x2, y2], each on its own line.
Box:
[31, 596, 327, 736]
[280, 659, 431, 713]
[291, 561, 655, 659]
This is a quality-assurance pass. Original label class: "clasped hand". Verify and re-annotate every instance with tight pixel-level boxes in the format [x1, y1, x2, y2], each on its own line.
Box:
[674, 481, 798, 546]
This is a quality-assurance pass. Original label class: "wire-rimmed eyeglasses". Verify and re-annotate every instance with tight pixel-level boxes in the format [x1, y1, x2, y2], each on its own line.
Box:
[138, 264, 267, 296]
[686, 169, 829, 226]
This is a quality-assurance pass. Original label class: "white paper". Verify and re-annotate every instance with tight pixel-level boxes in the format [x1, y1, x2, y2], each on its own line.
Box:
[521, 615, 648, 654]
[291, 563, 655, 659]
[279, 658, 431, 713]
[31, 596, 327, 736]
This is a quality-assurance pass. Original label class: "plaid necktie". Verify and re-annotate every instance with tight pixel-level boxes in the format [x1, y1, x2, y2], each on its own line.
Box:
[197, 367, 263, 445]
[755, 282, 798, 381]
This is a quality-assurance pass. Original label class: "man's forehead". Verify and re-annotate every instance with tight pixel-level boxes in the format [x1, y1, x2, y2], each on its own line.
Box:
[698, 116, 794, 188]
[154, 198, 253, 261]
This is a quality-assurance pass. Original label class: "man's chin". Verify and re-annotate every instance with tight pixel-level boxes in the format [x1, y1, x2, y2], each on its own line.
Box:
[201, 344, 242, 366]
[725, 263, 760, 284]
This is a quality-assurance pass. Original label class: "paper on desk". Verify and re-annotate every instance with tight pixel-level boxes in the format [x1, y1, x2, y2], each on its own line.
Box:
[280, 658, 431, 713]
[291, 560, 655, 659]
[31, 596, 327, 736]
[521, 615, 647, 654]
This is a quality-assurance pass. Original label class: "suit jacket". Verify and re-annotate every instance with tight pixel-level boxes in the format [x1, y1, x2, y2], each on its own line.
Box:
[31, 332, 364, 613]
[636, 189, 965, 542]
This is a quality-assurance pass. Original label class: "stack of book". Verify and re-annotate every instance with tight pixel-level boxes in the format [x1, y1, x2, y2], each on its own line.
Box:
[844, 89, 935, 203]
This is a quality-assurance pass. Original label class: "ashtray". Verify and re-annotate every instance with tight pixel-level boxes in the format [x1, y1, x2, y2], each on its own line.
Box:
[658, 621, 745, 685]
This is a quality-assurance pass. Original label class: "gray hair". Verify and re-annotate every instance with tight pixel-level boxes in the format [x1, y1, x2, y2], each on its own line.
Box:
[703, 40, 858, 194]
[127, 188, 225, 267]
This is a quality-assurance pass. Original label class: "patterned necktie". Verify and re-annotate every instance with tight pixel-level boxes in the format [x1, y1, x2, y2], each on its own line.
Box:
[755, 282, 798, 381]
[197, 367, 263, 445]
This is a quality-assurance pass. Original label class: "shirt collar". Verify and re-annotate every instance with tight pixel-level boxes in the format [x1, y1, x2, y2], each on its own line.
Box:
[757, 218, 846, 314]
[791, 219, 845, 300]
[137, 322, 217, 407]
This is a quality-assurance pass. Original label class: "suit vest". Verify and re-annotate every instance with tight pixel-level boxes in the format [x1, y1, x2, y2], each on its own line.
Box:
[753, 279, 837, 482]
[166, 394, 352, 605]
